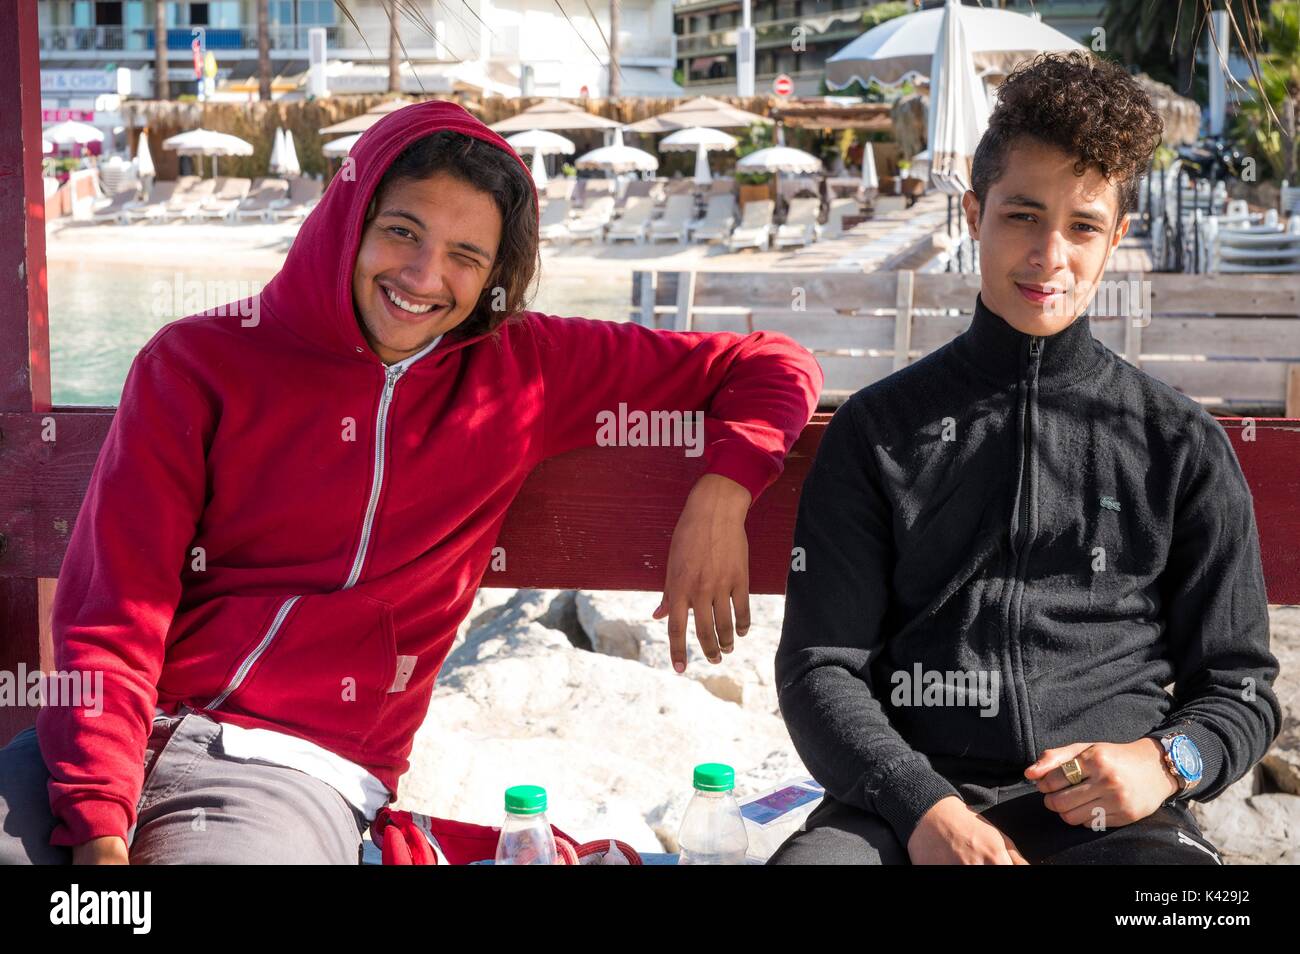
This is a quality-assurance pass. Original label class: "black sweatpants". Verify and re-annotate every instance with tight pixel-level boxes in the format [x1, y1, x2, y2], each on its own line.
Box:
[767, 787, 1223, 865]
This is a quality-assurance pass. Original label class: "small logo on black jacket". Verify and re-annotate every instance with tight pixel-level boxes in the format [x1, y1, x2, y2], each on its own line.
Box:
[1100, 495, 1122, 513]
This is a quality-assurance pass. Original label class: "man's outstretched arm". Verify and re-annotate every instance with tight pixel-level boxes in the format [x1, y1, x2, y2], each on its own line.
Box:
[776, 399, 964, 846]
[1143, 417, 1281, 800]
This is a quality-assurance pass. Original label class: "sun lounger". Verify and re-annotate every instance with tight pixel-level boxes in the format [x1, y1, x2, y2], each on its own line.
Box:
[727, 199, 775, 252]
[157, 178, 217, 222]
[266, 177, 323, 222]
[91, 188, 145, 224]
[690, 194, 736, 243]
[195, 177, 253, 221]
[606, 196, 655, 244]
[647, 194, 696, 244]
[773, 197, 823, 248]
[546, 178, 576, 200]
[232, 178, 291, 222]
[120, 180, 183, 222]
[539, 197, 572, 243]
[820, 198, 859, 240]
[566, 196, 615, 243]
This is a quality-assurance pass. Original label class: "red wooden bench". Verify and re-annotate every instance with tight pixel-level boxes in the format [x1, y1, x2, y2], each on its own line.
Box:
[3, 10, 1300, 750]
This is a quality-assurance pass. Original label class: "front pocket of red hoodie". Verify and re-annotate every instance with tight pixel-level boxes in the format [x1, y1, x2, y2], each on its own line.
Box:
[160, 589, 397, 751]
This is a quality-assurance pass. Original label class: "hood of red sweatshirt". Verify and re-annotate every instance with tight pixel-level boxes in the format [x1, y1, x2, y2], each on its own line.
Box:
[261, 99, 538, 362]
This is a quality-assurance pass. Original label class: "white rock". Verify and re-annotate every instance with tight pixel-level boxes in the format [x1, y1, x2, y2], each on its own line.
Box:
[576, 590, 785, 714]
[399, 601, 806, 855]
[1192, 769, 1300, 864]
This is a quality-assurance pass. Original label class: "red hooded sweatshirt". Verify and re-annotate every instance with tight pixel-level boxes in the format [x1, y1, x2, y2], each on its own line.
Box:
[36, 100, 823, 848]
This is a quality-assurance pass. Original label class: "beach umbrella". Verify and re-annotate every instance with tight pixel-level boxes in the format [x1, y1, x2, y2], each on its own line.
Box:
[575, 127, 658, 174]
[490, 99, 621, 133]
[318, 98, 414, 135]
[162, 128, 254, 177]
[269, 127, 285, 173]
[861, 141, 879, 192]
[529, 147, 548, 188]
[322, 133, 361, 158]
[826, 4, 1084, 89]
[658, 126, 737, 185]
[506, 131, 577, 191]
[737, 128, 821, 212]
[43, 120, 105, 147]
[135, 129, 155, 179]
[928, 0, 990, 273]
[625, 96, 772, 134]
[505, 128, 576, 156]
[42, 138, 53, 154]
[275, 128, 301, 177]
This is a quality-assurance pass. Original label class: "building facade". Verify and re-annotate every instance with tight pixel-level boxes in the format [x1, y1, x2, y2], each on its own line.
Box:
[37, 0, 681, 98]
[673, 0, 1107, 97]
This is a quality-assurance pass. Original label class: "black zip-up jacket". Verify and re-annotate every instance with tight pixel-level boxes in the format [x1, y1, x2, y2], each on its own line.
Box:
[776, 293, 1282, 847]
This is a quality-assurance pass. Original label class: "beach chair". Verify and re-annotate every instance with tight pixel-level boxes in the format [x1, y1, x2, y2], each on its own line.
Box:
[727, 200, 775, 252]
[90, 188, 145, 224]
[773, 197, 822, 248]
[616, 179, 655, 213]
[606, 196, 655, 244]
[648, 194, 696, 244]
[581, 179, 616, 207]
[232, 178, 291, 222]
[820, 198, 859, 240]
[195, 177, 252, 221]
[266, 177, 324, 222]
[565, 196, 615, 243]
[689, 194, 736, 243]
[545, 178, 576, 201]
[538, 197, 572, 243]
[157, 178, 217, 222]
[1279, 181, 1300, 217]
[120, 179, 187, 222]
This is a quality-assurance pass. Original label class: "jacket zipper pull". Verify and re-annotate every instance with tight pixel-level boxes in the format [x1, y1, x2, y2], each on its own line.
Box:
[1029, 336, 1042, 360]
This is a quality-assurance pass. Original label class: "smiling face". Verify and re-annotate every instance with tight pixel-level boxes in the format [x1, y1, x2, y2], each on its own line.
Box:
[351, 170, 504, 364]
[962, 136, 1130, 337]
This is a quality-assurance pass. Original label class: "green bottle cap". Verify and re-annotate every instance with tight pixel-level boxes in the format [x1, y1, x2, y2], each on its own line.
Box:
[504, 784, 548, 815]
[693, 763, 735, 792]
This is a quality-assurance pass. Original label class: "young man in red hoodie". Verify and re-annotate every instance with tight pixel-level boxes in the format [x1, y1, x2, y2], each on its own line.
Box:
[0, 102, 822, 864]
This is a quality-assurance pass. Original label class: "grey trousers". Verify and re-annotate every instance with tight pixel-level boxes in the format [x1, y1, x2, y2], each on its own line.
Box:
[767, 786, 1224, 865]
[0, 707, 368, 864]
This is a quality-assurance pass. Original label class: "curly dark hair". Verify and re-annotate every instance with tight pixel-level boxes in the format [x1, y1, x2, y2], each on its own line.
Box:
[366, 130, 540, 340]
[970, 51, 1163, 226]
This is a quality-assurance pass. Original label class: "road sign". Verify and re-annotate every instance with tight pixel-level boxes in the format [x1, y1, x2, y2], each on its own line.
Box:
[773, 73, 794, 97]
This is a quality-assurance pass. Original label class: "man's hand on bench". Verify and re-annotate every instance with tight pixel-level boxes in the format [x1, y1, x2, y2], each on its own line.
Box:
[72, 835, 130, 865]
[652, 474, 753, 673]
[1025, 740, 1180, 828]
[908, 796, 1029, 865]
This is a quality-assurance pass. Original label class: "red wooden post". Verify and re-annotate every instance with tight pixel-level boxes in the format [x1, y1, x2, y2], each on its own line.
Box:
[0, 0, 56, 743]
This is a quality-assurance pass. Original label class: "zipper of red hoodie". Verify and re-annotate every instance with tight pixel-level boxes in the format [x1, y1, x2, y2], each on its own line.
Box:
[203, 339, 443, 711]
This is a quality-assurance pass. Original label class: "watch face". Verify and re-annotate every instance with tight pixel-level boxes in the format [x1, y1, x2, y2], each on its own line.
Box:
[1170, 735, 1203, 782]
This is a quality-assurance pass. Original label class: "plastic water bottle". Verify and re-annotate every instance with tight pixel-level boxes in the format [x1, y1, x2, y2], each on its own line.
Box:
[677, 763, 749, 865]
[494, 785, 558, 865]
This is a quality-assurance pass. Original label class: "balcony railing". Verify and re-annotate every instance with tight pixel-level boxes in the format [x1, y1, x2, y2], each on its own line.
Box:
[38, 25, 340, 54]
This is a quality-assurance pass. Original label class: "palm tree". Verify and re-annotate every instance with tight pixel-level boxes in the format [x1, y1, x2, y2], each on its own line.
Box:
[1101, 0, 1208, 94]
[153, 0, 168, 100]
[388, 0, 402, 94]
[1231, 2, 1300, 181]
[257, 0, 272, 101]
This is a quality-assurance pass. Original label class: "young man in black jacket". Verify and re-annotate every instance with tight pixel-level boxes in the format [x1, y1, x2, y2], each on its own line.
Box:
[769, 52, 1282, 865]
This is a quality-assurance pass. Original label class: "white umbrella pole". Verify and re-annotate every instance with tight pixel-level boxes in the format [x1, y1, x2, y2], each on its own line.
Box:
[530, 147, 548, 188]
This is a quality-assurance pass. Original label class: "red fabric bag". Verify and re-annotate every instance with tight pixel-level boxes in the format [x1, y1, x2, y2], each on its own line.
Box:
[370, 807, 642, 865]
